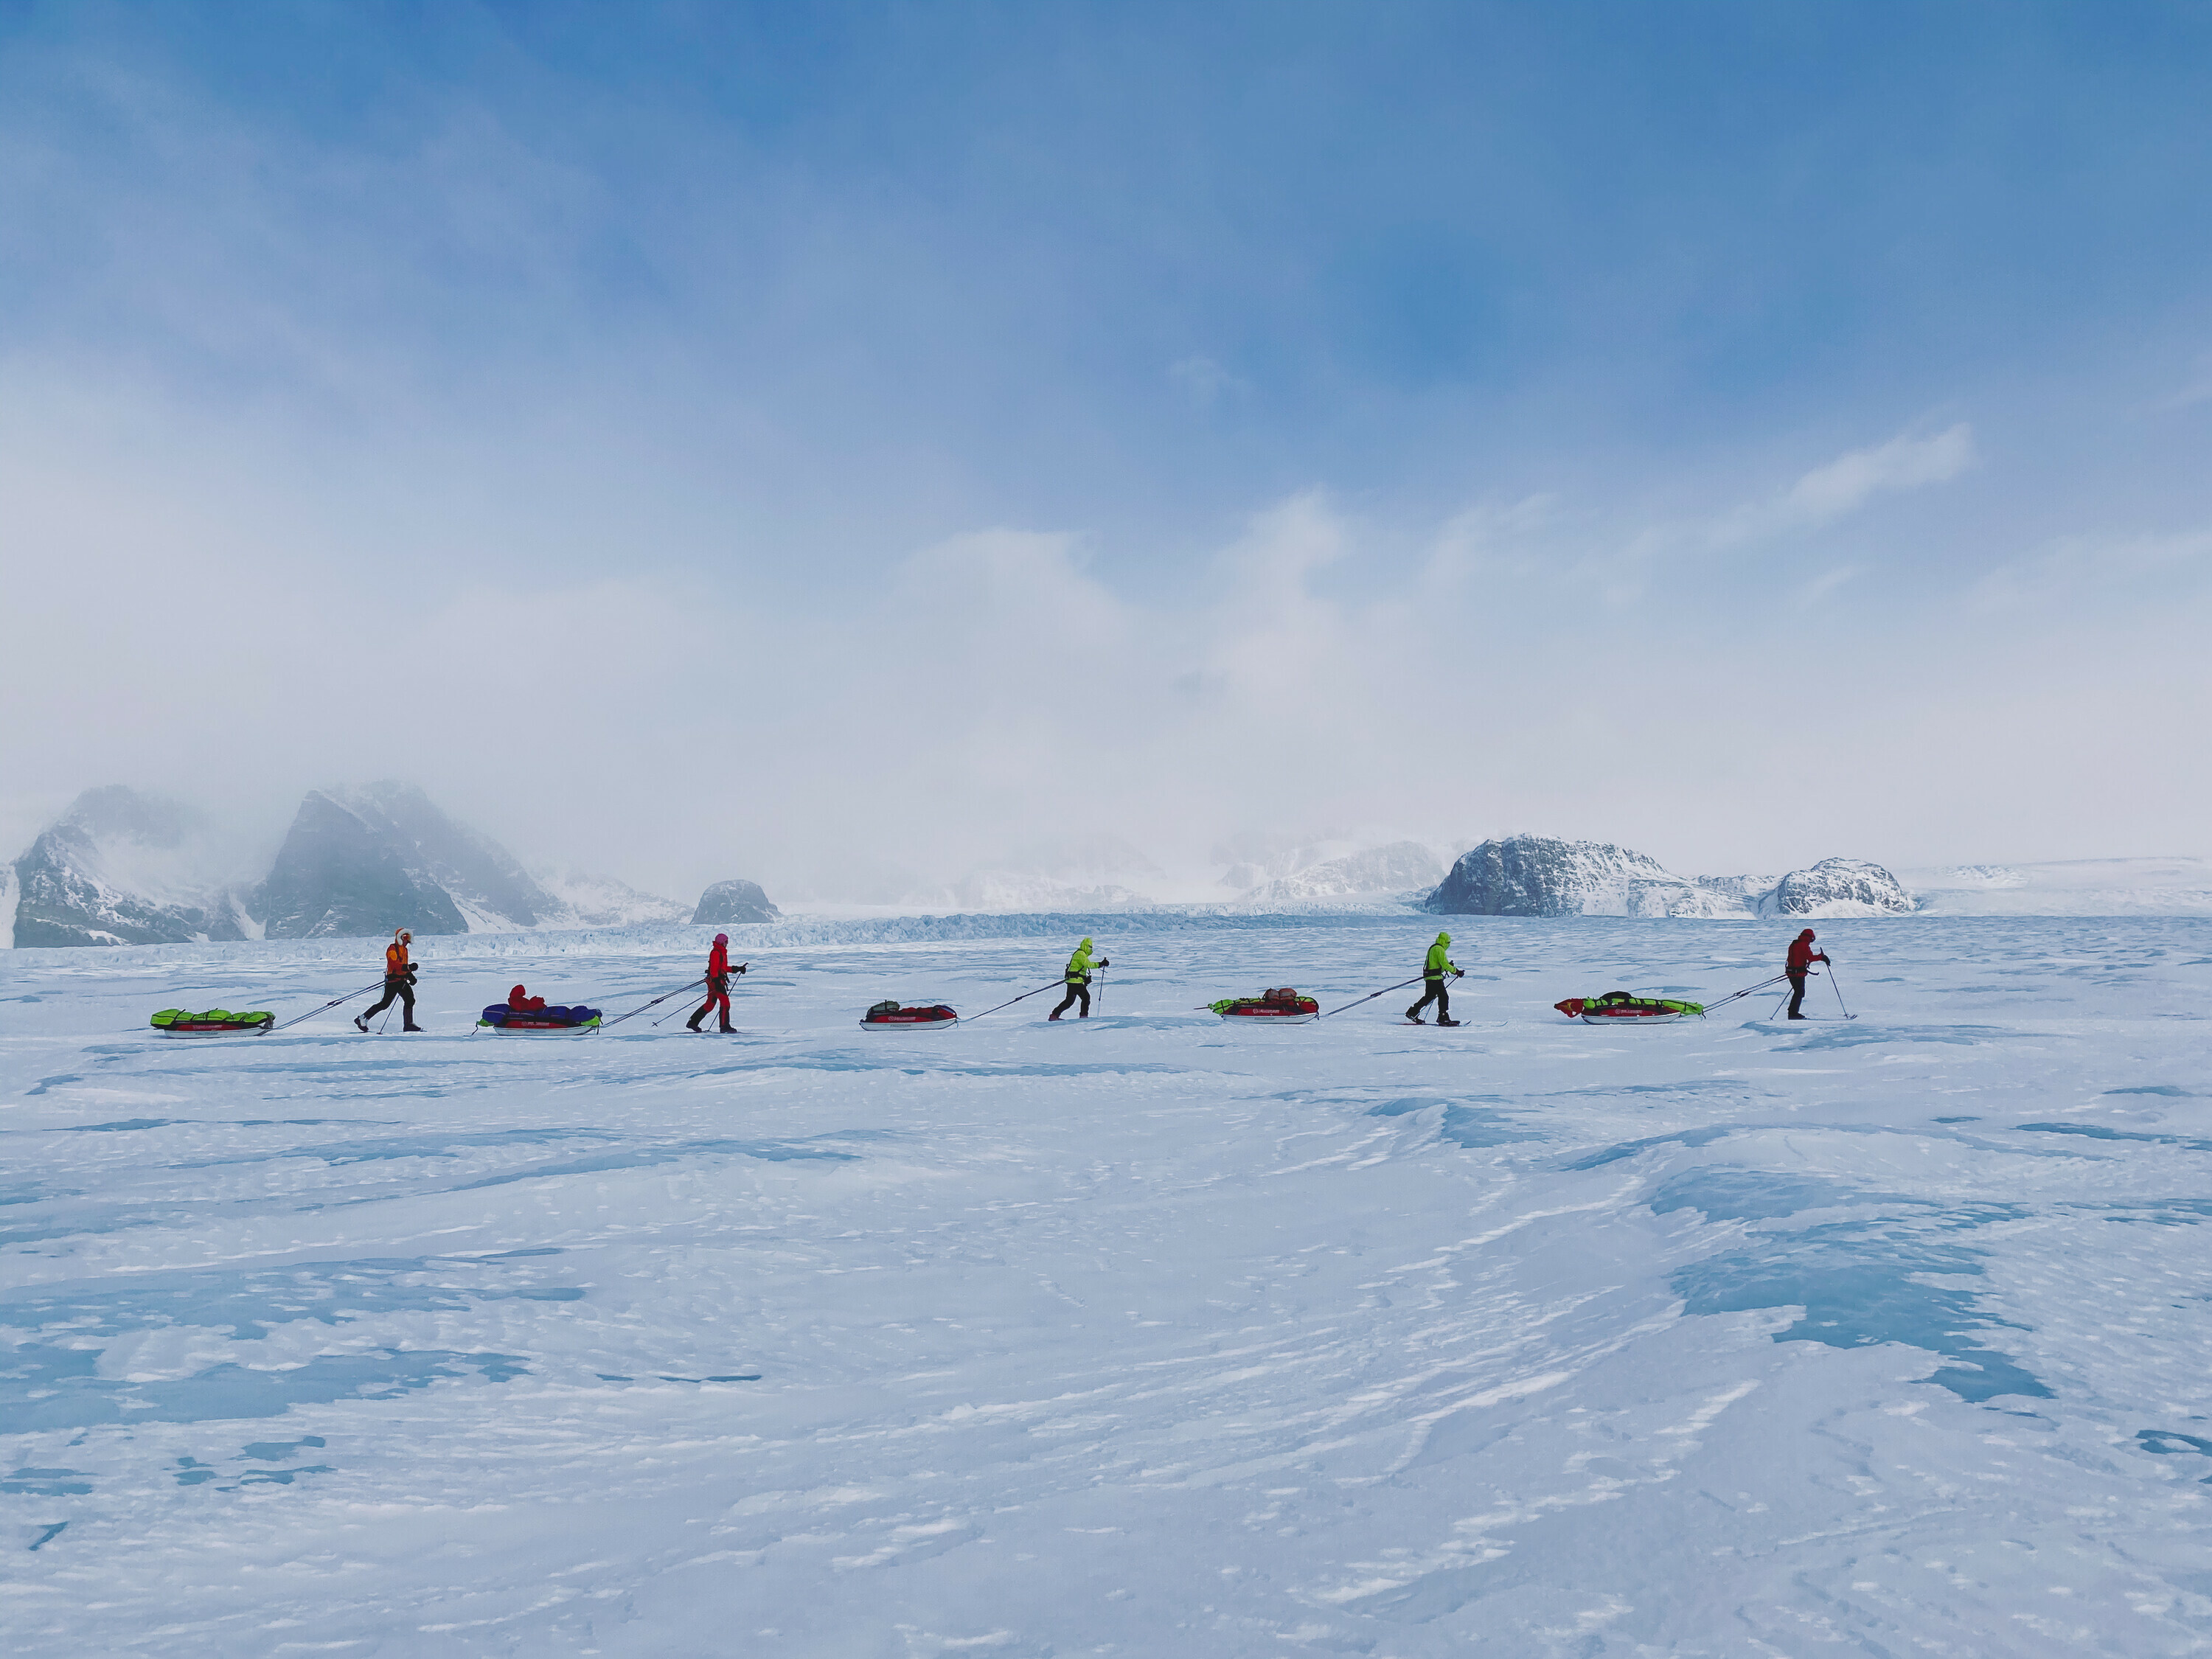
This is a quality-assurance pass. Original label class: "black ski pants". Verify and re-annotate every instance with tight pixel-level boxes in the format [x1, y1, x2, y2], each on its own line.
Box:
[1051, 981, 1091, 1018]
[1408, 976, 1450, 1020]
[365, 976, 416, 1023]
[1786, 970, 1809, 1018]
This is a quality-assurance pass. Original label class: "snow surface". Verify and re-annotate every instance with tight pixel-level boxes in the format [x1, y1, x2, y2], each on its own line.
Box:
[1902, 857, 2212, 917]
[5, 913, 2212, 1655]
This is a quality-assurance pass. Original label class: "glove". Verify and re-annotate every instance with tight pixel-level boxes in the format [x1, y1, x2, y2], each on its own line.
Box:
[1098, 959, 1110, 969]
[735, 963, 748, 974]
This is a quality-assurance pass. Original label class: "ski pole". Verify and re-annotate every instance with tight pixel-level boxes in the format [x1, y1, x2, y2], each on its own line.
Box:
[654, 982, 715, 1027]
[652, 967, 747, 1028]
[967, 979, 1063, 1021]
[1321, 974, 1429, 1019]
[1093, 969, 1105, 1014]
[1829, 961, 1853, 1019]
[601, 977, 708, 1032]
[271, 979, 386, 1032]
[1702, 973, 1791, 1012]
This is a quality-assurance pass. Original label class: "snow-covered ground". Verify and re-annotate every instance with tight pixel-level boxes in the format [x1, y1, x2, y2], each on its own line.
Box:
[4, 914, 2211, 1655]
[1903, 857, 2212, 917]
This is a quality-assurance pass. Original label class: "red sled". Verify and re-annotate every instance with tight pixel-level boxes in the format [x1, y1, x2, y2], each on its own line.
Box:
[1212, 987, 1320, 1021]
[862, 1001, 959, 1030]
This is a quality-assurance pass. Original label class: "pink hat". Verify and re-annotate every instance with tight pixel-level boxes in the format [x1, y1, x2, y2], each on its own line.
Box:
[714, 933, 729, 945]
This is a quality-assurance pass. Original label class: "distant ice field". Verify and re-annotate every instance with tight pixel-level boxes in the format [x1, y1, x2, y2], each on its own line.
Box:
[4, 914, 2211, 1656]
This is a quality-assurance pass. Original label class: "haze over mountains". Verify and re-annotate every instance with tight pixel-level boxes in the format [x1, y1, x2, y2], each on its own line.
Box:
[8, 785, 2209, 948]
[4, 785, 698, 948]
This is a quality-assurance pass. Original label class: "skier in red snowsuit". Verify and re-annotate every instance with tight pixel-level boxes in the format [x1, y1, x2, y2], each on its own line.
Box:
[1785, 928, 1830, 1020]
[686, 933, 747, 1032]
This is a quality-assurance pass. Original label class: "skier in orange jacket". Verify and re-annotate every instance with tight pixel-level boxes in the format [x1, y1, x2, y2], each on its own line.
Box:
[356, 928, 423, 1032]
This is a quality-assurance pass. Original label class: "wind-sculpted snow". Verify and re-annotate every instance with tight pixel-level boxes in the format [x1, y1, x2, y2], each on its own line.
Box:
[5, 915, 2212, 1655]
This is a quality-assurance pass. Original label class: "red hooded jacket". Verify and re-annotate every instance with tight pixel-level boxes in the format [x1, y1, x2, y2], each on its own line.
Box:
[1787, 932, 1829, 973]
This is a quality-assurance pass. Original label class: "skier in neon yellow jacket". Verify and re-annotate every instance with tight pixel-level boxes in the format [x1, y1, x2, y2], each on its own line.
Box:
[1050, 937, 1109, 1020]
[1406, 931, 1462, 1026]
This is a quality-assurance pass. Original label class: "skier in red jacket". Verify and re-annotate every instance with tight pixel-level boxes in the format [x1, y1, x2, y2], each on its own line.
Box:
[1785, 928, 1830, 1020]
[686, 933, 747, 1032]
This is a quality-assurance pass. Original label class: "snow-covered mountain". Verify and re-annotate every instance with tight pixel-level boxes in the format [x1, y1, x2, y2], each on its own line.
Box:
[253, 782, 566, 939]
[935, 835, 1164, 911]
[1239, 841, 1443, 906]
[1423, 837, 1913, 919]
[1758, 857, 1917, 917]
[9, 780, 728, 946]
[7, 787, 254, 947]
[1211, 830, 1363, 892]
[533, 867, 691, 928]
[1423, 837, 1753, 917]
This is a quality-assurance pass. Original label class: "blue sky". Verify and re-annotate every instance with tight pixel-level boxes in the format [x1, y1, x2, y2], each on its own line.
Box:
[4, 2, 2211, 891]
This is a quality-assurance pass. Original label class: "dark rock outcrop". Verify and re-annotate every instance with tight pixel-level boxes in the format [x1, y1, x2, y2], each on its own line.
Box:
[10, 787, 248, 947]
[691, 880, 781, 925]
[252, 782, 560, 939]
[252, 791, 467, 939]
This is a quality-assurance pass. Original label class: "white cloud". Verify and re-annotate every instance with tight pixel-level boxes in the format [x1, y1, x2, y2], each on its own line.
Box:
[1794, 565, 1863, 609]
[1169, 355, 1245, 407]
[1973, 526, 2212, 609]
[1713, 422, 1977, 546]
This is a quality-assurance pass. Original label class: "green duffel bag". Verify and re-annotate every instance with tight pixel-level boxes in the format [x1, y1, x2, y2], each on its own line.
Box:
[150, 1008, 187, 1028]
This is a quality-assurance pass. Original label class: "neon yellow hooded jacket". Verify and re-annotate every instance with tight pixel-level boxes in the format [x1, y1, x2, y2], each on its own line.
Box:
[1425, 933, 1458, 978]
[1065, 939, 1097, 984]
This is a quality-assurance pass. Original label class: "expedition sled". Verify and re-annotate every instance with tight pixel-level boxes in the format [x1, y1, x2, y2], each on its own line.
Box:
[861, 1001, 959, 1030]
[476, 1004, 602, 1034]
[1554, 992, 1704, 1024]
[150, 1008, 274, 1037]
[1211, 988, 1320, 1022]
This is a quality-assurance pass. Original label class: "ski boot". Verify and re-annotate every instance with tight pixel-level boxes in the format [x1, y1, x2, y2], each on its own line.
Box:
[1436, 1016, 1461, 1027]
[353, 1014, 369, 1032]
[1405, 1009, 1425, 1023]
[403, 1022, 425, 1032]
